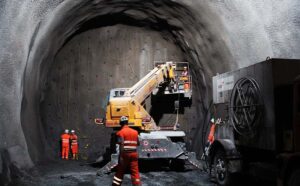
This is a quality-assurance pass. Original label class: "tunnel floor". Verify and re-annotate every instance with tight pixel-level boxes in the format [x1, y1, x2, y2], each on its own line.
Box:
[10, 159, 276, 186]
[10, 160, 213, 186]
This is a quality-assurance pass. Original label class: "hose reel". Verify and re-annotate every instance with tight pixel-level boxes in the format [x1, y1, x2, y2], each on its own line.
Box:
[229, 77, 263, 138]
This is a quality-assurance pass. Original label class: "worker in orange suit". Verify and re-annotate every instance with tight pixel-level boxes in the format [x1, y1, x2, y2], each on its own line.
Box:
[70, 129, 79, 160]
[112, 116, 141, 186]
[61, 129, 70, 160]
[208, 118, 216, 144]
[202, 118, 218, 159]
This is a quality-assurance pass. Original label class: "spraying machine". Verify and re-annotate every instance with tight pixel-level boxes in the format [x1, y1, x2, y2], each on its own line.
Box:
[206, 58, 300, 185]
[96, 61, 202, 174]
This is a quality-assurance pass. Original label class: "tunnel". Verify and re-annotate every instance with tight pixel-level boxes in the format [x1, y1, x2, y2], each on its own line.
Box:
[1, 0, 300, 185]
[21, 0, 235, 163]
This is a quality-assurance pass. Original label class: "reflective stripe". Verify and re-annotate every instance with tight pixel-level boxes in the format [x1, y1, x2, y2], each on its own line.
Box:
[62, 139, 69, 143]
[114, 176, 122, 182]
[113, 180, 120, 185]
[132, 178, 141, 185]
[124, 141, 137, 144]
[123, 146, 137, 149]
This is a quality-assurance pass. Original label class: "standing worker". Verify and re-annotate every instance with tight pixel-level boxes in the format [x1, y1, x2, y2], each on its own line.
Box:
[112, 116, 141, 186]
[202, 118, 220, 159]
[181, 66, 188, 77]
[207, 118, 217, 144]
[168, 63, 177, 92]
[70, 129, 79, 160]
[61, 129, 70, 160]
[180, 66, 189, 91]
[168, 63, 175, 82]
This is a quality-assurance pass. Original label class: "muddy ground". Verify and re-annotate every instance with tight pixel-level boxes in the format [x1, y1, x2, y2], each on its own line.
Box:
[10, 160, 213, 186]
[10, 159, 275, 186]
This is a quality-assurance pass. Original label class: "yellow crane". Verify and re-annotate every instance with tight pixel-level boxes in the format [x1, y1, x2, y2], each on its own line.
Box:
[95, 61, 201, 175]
[102, 61, 192, 131]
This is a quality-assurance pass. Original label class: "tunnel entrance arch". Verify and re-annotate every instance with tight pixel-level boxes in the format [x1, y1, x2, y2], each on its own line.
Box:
[21, 0, 234, 162]
[41, 24, 187, 160]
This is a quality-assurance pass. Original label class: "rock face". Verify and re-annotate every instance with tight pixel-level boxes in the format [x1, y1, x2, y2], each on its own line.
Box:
[0, 0, 300, 184]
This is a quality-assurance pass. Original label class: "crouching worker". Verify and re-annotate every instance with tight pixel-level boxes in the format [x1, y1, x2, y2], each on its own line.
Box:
[112, 116, 141, 186]
[61, 129, 70, 160]
[70, 130, 79, 160]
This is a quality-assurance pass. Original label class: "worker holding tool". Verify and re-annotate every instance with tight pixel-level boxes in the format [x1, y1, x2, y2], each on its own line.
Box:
[208, 118, 217, 144]
[202, 118, 221, 160]
[61, 129, 70, 160]
[112, 116, 141, 186]
[70, 129, 79, 160]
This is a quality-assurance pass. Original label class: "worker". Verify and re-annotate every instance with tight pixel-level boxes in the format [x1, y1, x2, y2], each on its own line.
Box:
[112, 116, 141, 186]
[180, 66, 189, 82]
[207, 118, 216, 144]
[202, 118, 217, 159]
[168, 63, 175, 82]
[61, 129, 70, 160]
[70, 129, 79, 160]
[181, 66, 188, 76]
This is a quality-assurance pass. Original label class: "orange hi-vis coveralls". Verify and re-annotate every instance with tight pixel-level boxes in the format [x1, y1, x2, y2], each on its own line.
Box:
[70, 134, 78, 159]
[208, 123, 216, 144]
[61, 133, 70, 159]
[112, 126, 141, 186]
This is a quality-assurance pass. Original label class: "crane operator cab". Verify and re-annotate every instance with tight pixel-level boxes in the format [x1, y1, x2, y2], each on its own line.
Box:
[155, 61, 192, 99]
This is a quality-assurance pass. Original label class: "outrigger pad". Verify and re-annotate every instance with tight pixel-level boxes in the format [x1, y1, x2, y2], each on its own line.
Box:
[96, 154, 119, 176]
[186, 152, 205, 170]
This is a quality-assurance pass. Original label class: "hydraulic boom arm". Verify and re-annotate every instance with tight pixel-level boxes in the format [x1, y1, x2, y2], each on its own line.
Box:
[104, 62, 173, 131]
[103, 61, 191, 131]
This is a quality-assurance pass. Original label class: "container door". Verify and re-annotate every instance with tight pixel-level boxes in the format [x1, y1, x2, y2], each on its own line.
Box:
[294, 79, 300, 152]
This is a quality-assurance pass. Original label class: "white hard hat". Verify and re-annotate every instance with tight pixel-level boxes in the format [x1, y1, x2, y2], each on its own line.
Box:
[71, 130, 75, 133]
[65, 129, 69, 133]
[210, 118, 215, 123]
[120, 116, 128, 122]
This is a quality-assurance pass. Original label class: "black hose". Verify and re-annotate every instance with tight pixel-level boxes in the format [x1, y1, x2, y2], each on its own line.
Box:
[201, 100, 214, 153]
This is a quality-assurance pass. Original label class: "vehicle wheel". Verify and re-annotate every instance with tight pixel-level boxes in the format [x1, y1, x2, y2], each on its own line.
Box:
[213, 149, 231, 185]
[288, 169, 300, 186]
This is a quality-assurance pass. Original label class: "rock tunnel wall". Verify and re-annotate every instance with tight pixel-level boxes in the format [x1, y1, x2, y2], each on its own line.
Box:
[1, 0, 300, 183]
[41, 25, 185, 160]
